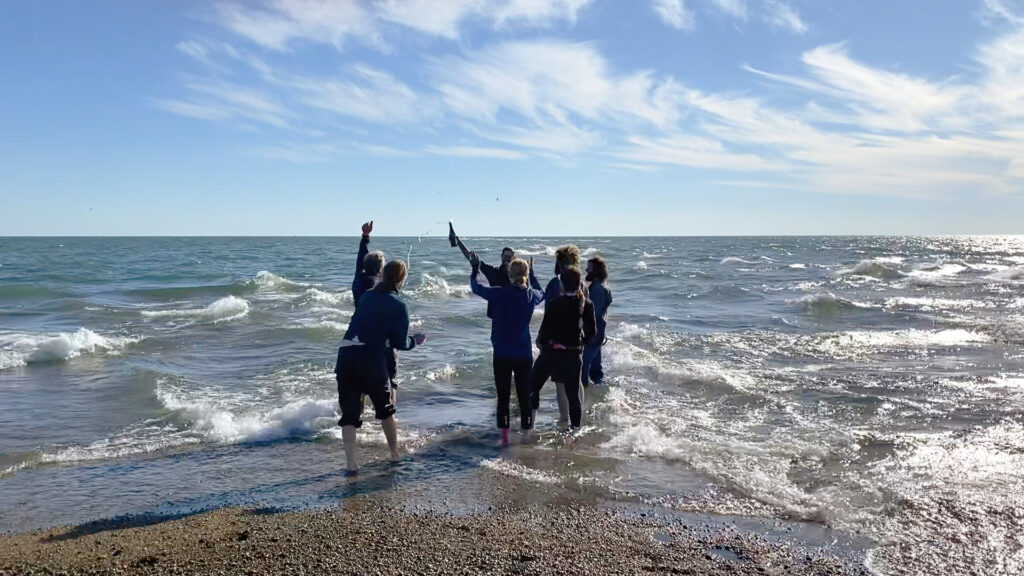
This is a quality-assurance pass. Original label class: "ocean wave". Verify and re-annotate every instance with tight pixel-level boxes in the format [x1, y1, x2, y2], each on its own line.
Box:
[156, 382, 337, 444]
[0, 328, 143, 370]
[883, 297, 991, 311]
[251, 270, 315, 291]
[302, 288, 352, 306]
[838, 259, 903, 279]
[988, 265, 1024, 281]
[412, 273, 471, 298]
[788, 293, 876, 313]
[634, 261, 649, 271]
[720, 256, 756, 265]
[788, 263, 806, 269]
[140, 295, 250, 323]
[596, 385, 832, 521]
[816, 328, 990, 353]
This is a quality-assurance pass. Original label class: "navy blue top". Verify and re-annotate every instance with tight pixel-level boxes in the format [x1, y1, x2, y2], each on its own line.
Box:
[478, 260, 542, 318]
[342, 288, 417, 353]
[351, 235, 376, 305]
[470, 271, 544, 358]
[588, 280, 613, 337]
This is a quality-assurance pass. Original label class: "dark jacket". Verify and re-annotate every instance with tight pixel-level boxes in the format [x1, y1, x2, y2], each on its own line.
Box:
[352, 235, 376, 305]
[588, 280, 613, 338]
[470, 271, 543, 358]
[544, 276, 588, 310]
[341, 287, 417, 355]
[537, 293, 596, 351]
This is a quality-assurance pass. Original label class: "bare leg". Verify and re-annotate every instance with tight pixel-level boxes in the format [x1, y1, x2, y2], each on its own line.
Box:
[342, 425, 359, 472]
[381, 415, 400, 461]
[555, 382, 569, 425]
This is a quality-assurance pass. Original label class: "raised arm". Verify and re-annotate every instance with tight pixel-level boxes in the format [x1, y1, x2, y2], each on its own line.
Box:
[529, 257, 542, 292]
[450, 224, 474, 262]
[351, 221, 372, 296]
[469, 252, 497, 300]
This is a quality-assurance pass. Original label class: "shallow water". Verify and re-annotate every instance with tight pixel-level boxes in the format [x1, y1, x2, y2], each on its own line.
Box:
[2, 236, 1023, 574]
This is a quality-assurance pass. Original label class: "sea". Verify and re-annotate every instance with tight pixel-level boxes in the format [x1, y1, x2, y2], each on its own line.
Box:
[1, 236, 1022, 575]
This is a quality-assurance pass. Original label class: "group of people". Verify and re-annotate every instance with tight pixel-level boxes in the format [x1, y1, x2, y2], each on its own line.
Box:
[334, 221, 612, 472]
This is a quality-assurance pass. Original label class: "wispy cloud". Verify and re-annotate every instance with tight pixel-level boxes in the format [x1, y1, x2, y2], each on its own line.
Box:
[157, 1, 1024, 198]
[707, 0, 748, 21]
[763, 0, 807, 34]
[652, 0, 696, 31]
[155, 80, 290, 128]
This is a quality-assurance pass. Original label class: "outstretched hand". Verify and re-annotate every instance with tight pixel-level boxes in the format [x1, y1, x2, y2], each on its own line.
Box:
[469, 252, 480, 269]
[361, 221, 373, 236]
[413, 333, 426, 346]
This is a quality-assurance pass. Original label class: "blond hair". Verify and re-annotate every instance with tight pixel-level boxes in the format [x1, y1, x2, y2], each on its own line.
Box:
[555, 245, 580, 269]
[508, 258, 529, 286]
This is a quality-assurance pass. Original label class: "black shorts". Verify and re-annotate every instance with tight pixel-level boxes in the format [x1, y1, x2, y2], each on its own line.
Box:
[335, 346, 396, 428]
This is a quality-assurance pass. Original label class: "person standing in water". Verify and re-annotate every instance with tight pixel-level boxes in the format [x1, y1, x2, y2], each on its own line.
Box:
[335, 260, 425, 473]
[468, 252, 544, 444]
[544, 245, 584, 423]
[528, 267, 596, 430]
[583, 256, 612, 387]
[350, 221, 399, 405]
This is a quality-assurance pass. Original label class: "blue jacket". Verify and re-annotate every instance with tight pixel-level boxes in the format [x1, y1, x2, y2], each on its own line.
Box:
[470, 271, 543, 358]
[351, 235, 376, 305]
[342, 288, 417, 353]
[588, 280, 613, 337]
[478, 260, 542, 317]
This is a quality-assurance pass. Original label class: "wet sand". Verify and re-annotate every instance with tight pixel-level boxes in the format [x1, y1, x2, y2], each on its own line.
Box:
[1, 499, 869, 576]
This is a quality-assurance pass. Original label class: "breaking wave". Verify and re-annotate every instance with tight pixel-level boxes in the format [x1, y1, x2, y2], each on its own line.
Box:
[0, 328, 143, 371]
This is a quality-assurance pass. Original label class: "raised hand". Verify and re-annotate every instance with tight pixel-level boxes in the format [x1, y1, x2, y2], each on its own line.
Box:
[361, 221, 373, 236]
[413, 333, 427, 346]
[469, 252, 481, 269]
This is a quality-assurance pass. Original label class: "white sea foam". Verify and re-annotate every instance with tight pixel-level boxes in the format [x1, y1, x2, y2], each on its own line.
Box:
[302, 288, 351, 306]
[140, 295, 250, 323]
[480, 458, 560, 484]
[634, 261, 649, 271]
[251, 270, 314, 290]
[156, 382, 337, 444]
[413, 273, 471, 298]
[425, 364, 458, 381]
[818, 329, 990, 352]
[721, 256, 756, 265]
[597, 385, 834, 521]
[788, 263, 807, 269]
[883, 297, 991, 311]
[0, 328, 143, 370]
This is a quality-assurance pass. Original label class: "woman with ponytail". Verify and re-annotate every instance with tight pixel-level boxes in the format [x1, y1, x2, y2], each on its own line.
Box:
[468, 253, 544, 443]
[335, 260, 425, 472]
[527, 267, 596, 429]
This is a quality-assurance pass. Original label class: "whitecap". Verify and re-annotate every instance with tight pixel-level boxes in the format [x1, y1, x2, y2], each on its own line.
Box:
[140, 295, 250, 323]
[412, 273, 471, 298]
[0, 328, 143, 370]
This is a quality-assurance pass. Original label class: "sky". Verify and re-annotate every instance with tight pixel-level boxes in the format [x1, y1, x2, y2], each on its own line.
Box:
[1, 0, 1023, 236]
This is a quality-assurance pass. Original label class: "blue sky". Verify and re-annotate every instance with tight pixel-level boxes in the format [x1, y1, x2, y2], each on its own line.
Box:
[2, 0, 1023, 235]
